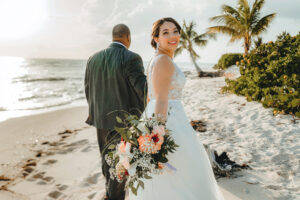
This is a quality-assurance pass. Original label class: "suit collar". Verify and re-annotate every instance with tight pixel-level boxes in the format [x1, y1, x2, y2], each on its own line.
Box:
[109, 42, 127, 49]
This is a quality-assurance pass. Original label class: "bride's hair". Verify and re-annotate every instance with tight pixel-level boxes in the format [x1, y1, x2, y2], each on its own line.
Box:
[151, 17, 181, 49]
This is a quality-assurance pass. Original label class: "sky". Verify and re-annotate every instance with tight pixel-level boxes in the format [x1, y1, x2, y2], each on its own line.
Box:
[0, 0, 299, 63]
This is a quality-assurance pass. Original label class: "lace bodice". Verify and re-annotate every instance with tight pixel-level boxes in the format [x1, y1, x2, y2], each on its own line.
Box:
[147, 55, 186, 101]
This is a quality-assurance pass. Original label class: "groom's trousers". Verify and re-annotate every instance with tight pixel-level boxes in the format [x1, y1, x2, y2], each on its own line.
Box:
[97, 128, 126, 200]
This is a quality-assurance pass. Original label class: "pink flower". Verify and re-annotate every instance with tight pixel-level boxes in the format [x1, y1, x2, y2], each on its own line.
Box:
[158, 162, 164, 169]
[120, 156, 130, 170]
[118, 141, 132, 170]
[118, 141, 131, 154]
[153, 125, 166, 136]
[116, 162, 127, 180]
[118, 141, 126, 153]
[137, 134, 152, 153]
[137, 133, 164, 154]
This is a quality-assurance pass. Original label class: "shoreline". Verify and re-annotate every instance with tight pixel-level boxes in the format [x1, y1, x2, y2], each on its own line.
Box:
[0, 100, 87, 123]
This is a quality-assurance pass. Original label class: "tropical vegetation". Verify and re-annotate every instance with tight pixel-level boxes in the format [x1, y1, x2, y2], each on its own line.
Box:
[221, 32, 300, 117]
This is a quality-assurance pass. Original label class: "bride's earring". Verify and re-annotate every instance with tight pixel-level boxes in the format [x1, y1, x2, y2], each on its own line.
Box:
[155, 42, 160, 53]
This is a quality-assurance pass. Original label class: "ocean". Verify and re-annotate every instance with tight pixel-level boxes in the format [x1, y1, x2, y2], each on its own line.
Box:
[0, 56, 219, 122]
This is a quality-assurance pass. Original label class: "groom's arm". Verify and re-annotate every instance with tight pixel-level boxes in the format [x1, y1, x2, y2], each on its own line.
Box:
[84, 56, 92, 103]
[84, 56, 94, 125]
[124, 53, 147, 103]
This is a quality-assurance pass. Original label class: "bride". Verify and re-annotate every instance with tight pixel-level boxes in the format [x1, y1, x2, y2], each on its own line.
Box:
[129, 17, 225, 200]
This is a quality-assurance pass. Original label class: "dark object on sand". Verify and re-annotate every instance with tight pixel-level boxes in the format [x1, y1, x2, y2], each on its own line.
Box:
[204, 145, 251, 178]
[191, 120, 250, 178]
[190, 120, 207, 132]
[198, 71, 224, 78]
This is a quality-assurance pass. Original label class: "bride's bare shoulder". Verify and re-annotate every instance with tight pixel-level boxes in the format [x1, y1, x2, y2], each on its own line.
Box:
[153, 54, 174, 75]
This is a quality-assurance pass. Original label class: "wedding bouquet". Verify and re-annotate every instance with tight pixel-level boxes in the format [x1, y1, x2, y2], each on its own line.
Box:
[104, 113, 179, 195]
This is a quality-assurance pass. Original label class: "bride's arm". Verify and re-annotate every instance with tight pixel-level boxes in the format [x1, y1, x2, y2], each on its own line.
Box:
[152, 56, 175, 123]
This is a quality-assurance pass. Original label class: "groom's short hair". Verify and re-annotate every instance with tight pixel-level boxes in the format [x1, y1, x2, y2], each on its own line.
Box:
[112, 24, 130, 38]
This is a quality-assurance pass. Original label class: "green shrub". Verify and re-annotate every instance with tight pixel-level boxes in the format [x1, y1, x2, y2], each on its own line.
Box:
[213, 53, 243, 70]
[222, 32, 300, 118]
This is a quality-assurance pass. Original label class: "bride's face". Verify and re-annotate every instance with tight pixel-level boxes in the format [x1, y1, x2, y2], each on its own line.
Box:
[155, 21, 180, 52]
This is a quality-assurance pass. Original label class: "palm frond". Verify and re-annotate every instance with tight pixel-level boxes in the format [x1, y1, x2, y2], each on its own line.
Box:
[224, 15, 244, 29]
[252, 13, 276, 35]
[180, 29, 188, 41]
[221, 5, 240, 19]
[186, 21, 196, 38]
[238, 0, 250, 25]
[229, 33, 245, 43]
[174, 46, 184, 57]
[250, 0, 265, 25]
[254, 36, 263, 48]
[207, 26, 239, 37]
[251, 0, 265, 15]
[210, 14, 243, 30]
[210, 14, 228, 23]
[206, 32, 217, 40]
[193, 37, 208, 47]
[238, 0, 250, 13]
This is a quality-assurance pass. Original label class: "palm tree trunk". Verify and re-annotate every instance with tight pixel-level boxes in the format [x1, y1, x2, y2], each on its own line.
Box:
[189, 53, 203, 73]
[244, 34, 251, 54]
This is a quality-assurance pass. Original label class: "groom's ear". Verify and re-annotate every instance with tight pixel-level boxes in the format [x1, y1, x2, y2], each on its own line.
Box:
[127, 35, 131, 45]
[127, 34, 131, 42]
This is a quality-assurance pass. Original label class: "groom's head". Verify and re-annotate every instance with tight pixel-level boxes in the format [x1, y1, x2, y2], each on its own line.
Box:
[112, 24, 131, 48]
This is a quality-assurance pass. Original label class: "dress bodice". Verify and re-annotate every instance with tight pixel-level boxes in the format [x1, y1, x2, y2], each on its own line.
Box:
[147, 54, 186, 101]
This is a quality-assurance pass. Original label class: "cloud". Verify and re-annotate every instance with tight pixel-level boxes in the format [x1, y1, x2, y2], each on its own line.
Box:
[79, 0, 217, 60]
[0, 0, 299, 61]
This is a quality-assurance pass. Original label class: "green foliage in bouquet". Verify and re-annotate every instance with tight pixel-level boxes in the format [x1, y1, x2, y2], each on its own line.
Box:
[221, 32, 300, 117]
[104, 112, 179, 195]
[213, 53, 243, 70]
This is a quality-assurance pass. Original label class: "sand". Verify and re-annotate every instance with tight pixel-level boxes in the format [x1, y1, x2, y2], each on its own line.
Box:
[0, 73, 299, 200]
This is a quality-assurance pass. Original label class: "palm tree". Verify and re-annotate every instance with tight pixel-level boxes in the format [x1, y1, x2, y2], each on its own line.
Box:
[208, 0, 276, 54]
[175, 20, 214, 74]
[254, 36, 263, 48]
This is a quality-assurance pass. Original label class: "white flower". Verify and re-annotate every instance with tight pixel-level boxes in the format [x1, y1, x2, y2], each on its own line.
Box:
[137, 123, 149, 135]
[128, 162, 137, 176]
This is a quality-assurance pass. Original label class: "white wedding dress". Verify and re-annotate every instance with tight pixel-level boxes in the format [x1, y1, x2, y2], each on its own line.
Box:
[129, 55, 225, 200]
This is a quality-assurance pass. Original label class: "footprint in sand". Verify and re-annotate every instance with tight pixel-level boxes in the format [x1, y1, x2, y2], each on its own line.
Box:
[22, 159, 38, 177]
[81, 146, 93, 152]
[64, 139, 89, 147]
[34, 172, 46, 178]
[265, 185, 283, 190]
[22, 166, 34, 177]
[25, 159, 37, 167]
[88, 192, 97, 199]
[47, 184, 70, 199]
[48, 190, 63, 199]
[43, 159, 57, 165]
[42, 176, 54, 183]
[56, 184, 68, 191]
[82, 172, 102, 186]
[37, 181, 48, 185]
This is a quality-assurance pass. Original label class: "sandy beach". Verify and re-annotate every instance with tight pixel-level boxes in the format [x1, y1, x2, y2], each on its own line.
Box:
[0, 73, 299, 200]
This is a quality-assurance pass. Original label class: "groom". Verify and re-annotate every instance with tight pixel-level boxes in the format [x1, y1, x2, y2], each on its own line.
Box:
[84, 24, 147, 200]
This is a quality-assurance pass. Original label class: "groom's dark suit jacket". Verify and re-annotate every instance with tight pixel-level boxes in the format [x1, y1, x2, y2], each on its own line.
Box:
[84, 43, 147, 130]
